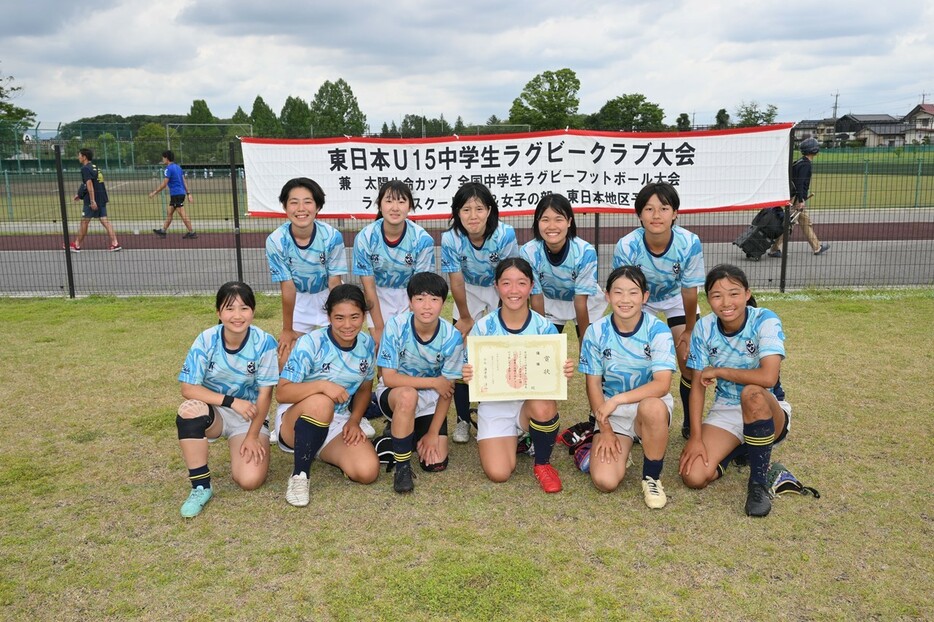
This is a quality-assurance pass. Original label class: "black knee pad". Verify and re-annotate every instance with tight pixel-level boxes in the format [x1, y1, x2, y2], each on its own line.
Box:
[419, 456, 449, 472]
[176, 410, 215, 440]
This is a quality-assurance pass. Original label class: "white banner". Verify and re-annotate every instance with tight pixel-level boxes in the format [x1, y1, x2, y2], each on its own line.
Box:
[242, 124, 793, 219]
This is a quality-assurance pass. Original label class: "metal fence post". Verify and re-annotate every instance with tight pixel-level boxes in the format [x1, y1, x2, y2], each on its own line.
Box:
[229, 142, 244, 282]
[915, 157, 923, 209]
[862, 158, 869, 210]
[778, 128, 794, 293]
[55, 145, 76, 298]
[4, 171, 12, 221]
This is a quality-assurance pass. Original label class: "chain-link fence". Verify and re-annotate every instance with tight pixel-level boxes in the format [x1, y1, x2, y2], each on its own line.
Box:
[1, 140, 932, 297]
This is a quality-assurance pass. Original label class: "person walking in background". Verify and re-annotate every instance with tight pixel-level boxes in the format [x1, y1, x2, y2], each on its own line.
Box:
[150, 150, 197, 239]
[68, 148, 121, 252]
[768, 137, 830, 258]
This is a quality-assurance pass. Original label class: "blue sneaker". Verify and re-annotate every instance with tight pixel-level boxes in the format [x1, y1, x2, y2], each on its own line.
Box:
[180, 486, 213, 518]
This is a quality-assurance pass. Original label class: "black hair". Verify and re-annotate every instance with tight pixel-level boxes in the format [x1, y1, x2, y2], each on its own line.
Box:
[634, 182, 680, 216]
[216, 281, 256, 311]
[279, 177, 326, 209]
[162, 150, 176, 162]
[407, 272, 449, 300]
[704, 264, 750, 294]
[79, 148, 94, 161]
[532, 193, 577, 241]
[376, 180, 414, 219]
[494, 256, 534, 283]
[448, 182, 499, 241]
[325, 283, 368, 315]
[605, 265, 648, 294]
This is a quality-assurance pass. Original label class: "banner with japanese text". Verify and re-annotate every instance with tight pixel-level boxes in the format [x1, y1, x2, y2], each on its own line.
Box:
[241, 124, 793, 219]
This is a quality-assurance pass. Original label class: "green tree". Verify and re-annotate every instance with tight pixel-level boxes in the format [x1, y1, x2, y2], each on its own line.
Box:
[508, 68, 580, 131]
[134, 122, 179, 165]
[714, 108, 731, 129]
[454, 116, 466, 134]
[309, 79, 367, 137]
[183, 99, 221, 163]
[676, 113, 692, 131]
[280, 95, 312, 138]
[187, 99, 216, 125]
[231, 106, 250, 126]
[250, 96, 282, 138]
[487, 115, 501, 125]
[589, 93, 665, 131]
[735, 101, 778, 127]
[1, 66, 37, 158]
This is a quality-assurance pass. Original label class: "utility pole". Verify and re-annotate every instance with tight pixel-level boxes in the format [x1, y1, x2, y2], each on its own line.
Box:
[831, 91, 839, 118]
[922, 93, 931, 104]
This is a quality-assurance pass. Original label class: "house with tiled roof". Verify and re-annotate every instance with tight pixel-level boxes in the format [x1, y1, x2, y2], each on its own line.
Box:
[855, 123, 910, 147]
[903, 104, 934, 144]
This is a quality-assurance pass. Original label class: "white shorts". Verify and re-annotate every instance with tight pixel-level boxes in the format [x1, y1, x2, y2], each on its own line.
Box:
[453, 283, 500, 322]
[294, 290, 330, 333]
[476, 400, 525, 441]
[543, 293, 607, 325]
[645, 295, 686, 322]
[367, 286, 410, 327]
[211, 405, 271, 441]
[704, 401, 792, 444]
[595, 394, 674, 440]
[374, 379, 439, 420]
[274, 403, 347, 455]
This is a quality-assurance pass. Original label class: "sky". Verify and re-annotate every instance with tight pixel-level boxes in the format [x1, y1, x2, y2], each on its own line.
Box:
[2, 0, 932, 134]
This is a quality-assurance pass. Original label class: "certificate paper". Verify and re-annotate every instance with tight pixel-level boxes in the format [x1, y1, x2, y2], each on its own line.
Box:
[467, 334, 567, 402]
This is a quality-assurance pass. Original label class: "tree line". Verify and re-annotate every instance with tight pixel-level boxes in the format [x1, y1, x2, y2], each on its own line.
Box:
[2, 66, 778, 165]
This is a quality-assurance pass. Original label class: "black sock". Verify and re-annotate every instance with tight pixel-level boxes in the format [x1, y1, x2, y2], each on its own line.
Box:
[743, 419, 775, 485]
[642, 457, 664, 481]
[529, 414, 560, 466]
[392, 432, 415, 464]
[293, 415, 330, 476]
[454, 382, 471, 424]
[188, 464, 211, 489]
[679, 377, 692, 428]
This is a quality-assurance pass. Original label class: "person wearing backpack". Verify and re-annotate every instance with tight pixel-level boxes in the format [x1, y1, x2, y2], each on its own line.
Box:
[768, 138, 830, 258]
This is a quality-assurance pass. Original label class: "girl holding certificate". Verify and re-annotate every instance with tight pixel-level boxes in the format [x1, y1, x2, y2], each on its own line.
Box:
[441, 182, 519, 444]
[578, 266, 677, 509]
[461, 257, 575, 494]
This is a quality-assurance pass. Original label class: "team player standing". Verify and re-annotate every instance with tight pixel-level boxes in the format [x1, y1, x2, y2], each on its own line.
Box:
[171, 179, 797, 518]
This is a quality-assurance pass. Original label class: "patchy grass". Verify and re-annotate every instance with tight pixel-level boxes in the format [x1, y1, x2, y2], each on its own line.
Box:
[0, 292, 932, 621]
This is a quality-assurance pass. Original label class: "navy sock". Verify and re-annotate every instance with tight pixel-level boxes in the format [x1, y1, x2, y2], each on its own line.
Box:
[293, 415, 330, 476]
[718, 444, 749, 474]
[392, 432, 415, 464]
[743, 419, 775, 485]
[188, 464, 211, 489]
[679, 377, 692, 428]
[454, 382, 471, 424]
[529, 414, 560, 466]
[642, 457, 664, 481]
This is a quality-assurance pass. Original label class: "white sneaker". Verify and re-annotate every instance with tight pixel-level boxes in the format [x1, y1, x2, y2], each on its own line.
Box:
[359, 418, 376, 439]
[642, 476, 667, 509]
[452, 419, 470, 444]
[286, 472, 310, 507]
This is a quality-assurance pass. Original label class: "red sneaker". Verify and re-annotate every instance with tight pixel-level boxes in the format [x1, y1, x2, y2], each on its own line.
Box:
[533, 463, 562, 493]
[68, 242, 81, 253]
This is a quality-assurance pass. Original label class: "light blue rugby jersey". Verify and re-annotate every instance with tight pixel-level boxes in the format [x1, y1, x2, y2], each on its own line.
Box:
[612, 225, 705, 303]
[280, 327, 376, 417]
[265, 221, 348, 294]
[687, 306, 785, 406]
[352, 220, 435, 288]
[578, 312, 676, 398]
[471, 308, 558, 338]
[440, 223, 519, 287]
[377, 312, 464, 380]
[178, 325, 279, 403]
[520, 237, 600, 301]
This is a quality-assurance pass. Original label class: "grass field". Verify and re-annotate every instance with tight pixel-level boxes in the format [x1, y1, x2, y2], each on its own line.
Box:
[1, 290, 932, 621]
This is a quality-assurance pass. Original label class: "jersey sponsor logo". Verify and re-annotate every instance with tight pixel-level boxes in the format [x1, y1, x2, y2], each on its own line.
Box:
[208, 361, 215, 371]
[489, 251, 501, 264]
[602, 348, 613, 360]
[745, 339, 758, 355]
[571, 270, 578, 280]
[321, 362, 331, 373]
[404, 252, 414, 266]
[247, 361, 256, 374]
[672, 261, 682, 279]
[369, 253, 380, 266]
[709, 347, 719, 356]
[643, 344, 652, 358]
[318, 252, 327, 265]
[359, 359, 371, 375]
